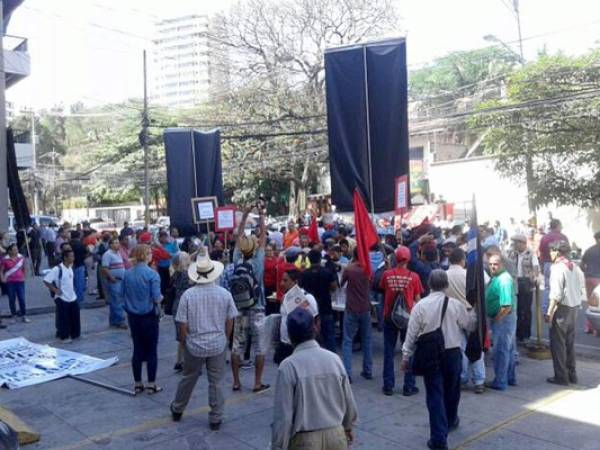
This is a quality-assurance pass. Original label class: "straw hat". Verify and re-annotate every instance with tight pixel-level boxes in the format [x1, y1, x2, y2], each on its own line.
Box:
[239, 235, 257, 256]
[187, 247, 224, 284]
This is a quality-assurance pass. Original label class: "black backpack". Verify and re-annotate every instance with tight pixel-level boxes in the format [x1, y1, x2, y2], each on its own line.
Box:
[391, 289, 410, 332]
[412, 296, 449, 376]
[230, 262, 260, 310]
[49, 266, 63, 298]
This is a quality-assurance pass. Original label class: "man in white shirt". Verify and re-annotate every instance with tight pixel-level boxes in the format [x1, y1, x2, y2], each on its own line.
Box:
[445, 248, 486, 394]
[274, 269, 318, 365]
[546, 241, 586, 386]
[44, 250, 80, 342]
[402, 270, 475, 450]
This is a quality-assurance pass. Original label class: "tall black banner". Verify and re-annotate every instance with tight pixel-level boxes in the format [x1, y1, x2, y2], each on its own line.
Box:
[325, 38, 409, 213]
[7, 128, 31, 230]
[164, 128, 224, 236]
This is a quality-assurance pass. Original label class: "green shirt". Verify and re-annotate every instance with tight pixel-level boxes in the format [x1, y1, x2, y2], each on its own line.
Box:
[485, 270, 515, 318]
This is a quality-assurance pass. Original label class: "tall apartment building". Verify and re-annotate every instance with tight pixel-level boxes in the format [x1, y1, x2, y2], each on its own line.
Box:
[152, 14, 228, 109]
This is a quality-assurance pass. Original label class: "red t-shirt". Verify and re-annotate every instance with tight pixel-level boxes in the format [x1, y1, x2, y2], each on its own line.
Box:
[264, 256, 278, 291]
[151, 245, 171, 268]
[380, 267, 424, 319]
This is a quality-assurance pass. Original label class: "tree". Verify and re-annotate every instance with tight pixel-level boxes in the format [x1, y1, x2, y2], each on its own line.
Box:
[471, 51, 600, 208]
[202, 0, 401, 215]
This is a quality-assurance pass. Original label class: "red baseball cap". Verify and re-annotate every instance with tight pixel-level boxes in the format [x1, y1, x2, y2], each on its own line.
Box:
[139, 231, 152, 244]
[395, 245, 411, 263]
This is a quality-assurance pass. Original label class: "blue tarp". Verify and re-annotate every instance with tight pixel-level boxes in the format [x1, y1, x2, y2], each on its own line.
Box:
[164, 128, 224, 236]
[325, 39, 410, 213]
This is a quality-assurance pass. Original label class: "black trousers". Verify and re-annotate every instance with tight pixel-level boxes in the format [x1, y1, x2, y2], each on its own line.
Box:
[423, 348, 462, 448]
[157, 266, 170, 306]
[44, 241, 56, 267]
[31, 247, 42, 275]
[55, 298, 81, 340]
[128, 312, 160, 383]
[516, 278, 534, 341]
[550, 305, 577, 383]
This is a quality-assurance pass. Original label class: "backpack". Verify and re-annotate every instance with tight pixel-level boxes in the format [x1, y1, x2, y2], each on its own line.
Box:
[391, 289, 410, 333]
[230, 262, 260, 310]
[49, 266, 63, 298]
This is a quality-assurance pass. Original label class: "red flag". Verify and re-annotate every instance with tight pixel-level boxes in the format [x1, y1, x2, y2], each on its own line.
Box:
[308, 212, 319, 244]
[353, 189, 379, 278]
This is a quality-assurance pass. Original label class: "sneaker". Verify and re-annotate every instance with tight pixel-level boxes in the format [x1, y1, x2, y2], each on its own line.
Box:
[402, 386, 419, 397]
[21, 317, 31, 323]
[382, 387, 394, 396]
[546, 377, 568, 386]
[474, 384, 485, 394]
[569, 374, 578, 384]
[427, 439, 448, 450]
[209, 422, 221, 431]
[448, 417, 460, 432]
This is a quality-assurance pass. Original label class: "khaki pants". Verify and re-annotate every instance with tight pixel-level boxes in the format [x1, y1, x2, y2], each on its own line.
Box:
[290, 426, 347, 450]
[171, 347, 226, 424]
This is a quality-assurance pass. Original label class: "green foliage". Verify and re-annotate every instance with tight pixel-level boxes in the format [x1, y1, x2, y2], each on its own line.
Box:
[471, 51, 600, 208]
[409, 46, 520, 103]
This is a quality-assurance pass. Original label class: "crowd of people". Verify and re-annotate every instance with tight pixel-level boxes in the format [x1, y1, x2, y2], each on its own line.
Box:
[0, 211, 597, 450]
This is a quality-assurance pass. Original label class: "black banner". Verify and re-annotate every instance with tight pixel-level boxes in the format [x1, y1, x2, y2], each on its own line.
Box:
[325, 39, 410, 213]
[7, 128, 31, 230]
[164, 128, 224, 236]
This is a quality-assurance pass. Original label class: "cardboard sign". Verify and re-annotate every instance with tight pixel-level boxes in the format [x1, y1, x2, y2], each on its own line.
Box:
[395, 175, 409, 214]
[283, 285, 313, 315]
[215, 206, 236, 232]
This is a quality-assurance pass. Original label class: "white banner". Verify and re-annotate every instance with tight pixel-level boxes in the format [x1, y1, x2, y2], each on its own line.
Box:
[0, 337, 118, 389]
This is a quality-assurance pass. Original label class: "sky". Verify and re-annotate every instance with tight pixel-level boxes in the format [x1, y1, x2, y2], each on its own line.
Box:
[5, 0, 600, 110]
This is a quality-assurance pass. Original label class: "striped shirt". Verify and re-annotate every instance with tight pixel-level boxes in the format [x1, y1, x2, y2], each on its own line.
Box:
[175, 282, 238, 357]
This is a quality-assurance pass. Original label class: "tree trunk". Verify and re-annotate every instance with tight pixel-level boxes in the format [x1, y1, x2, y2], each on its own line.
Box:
[288, 179, 296, 218]
[297, 158, 310, 216]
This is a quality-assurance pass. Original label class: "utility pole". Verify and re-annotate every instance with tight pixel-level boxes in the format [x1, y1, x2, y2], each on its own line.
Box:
[142, 50, 150, 226]
[0, 1, 8, 231]
[51, 147, 57, 215]
[513, 0, 525, 65]
[31, 111, 38, 215]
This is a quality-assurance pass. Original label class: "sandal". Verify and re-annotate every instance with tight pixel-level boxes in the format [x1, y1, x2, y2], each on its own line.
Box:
[146, 385, 163, 394]
[134, 384, 144, 395]
[232, 384, 241, 391]
[252, 384, 270, 393]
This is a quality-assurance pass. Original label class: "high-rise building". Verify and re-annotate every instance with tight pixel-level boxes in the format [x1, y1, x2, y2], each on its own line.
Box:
[151, 15, 213, 108]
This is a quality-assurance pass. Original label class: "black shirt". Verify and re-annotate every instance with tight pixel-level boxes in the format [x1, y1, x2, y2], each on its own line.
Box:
[300, 267, 336, 316]
[582, 245, 600, 278]
[70, 239, 88, 268]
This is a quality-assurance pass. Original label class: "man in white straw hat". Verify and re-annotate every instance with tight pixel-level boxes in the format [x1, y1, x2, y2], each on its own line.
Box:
[170, 247, 238, 430]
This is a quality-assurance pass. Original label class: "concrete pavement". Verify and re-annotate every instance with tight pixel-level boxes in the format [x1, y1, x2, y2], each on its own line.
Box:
[0, 305, 599, 450]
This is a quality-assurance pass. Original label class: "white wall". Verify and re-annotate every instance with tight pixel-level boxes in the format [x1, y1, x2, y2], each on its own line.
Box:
[428, 156, 599, 249]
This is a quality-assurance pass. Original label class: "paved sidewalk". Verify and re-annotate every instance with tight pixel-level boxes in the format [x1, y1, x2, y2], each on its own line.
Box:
[1, 307, 599, 450]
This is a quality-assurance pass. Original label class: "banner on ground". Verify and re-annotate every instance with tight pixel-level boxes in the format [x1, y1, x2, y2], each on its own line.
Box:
[0, 337, 118, 389]
[325, 38, 410, 213]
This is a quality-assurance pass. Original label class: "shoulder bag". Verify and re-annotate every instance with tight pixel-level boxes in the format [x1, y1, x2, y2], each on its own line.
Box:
[412, 296, 449, 376]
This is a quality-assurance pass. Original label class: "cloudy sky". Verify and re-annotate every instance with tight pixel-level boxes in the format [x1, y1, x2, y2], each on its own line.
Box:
[6, 0, 600, 110]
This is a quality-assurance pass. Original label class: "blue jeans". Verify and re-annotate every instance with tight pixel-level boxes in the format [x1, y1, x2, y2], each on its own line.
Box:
[460, 334, 485, 386]
[424, 348, 462, 448]
[106, 280, 126, 326]
[343, 311, 373, 379]
[319, 314, 336, 353]
[542, 262, 552, 313]
[370, 291, 384, 330]
[383, 319, 416, 391]
[6, 281, 26, 316]
[489, 312, 517, 390]
[73, 266, 86, 304]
